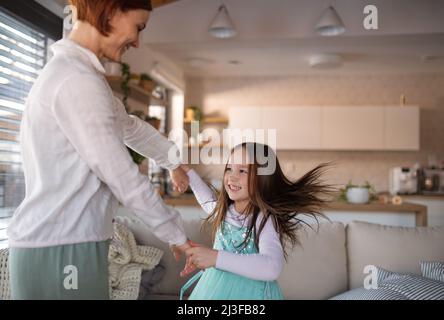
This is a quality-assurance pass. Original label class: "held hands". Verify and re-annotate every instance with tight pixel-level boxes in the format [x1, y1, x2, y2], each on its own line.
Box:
[170, 240, 192, 262]
[170, 240, 198, 277]
[169, 166, 189, 193]
[180, 241, 218, 277]
[170, 165, 218, 277]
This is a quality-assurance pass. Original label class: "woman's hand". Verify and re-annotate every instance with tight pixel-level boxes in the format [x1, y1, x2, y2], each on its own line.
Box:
[169, 166, 189, 193]
[170, 240, 192, 262]
[179, 240, 199, 277]
[182, 245, 218, 275]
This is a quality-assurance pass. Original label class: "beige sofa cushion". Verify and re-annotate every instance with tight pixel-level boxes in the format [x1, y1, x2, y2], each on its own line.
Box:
[346, 221, 444, 289]
[278, 222, 348, 300]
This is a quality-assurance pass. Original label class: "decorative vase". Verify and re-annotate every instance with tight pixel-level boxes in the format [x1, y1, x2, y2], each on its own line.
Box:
[185, 108, 195, 121]
[346, 187, 370, 204]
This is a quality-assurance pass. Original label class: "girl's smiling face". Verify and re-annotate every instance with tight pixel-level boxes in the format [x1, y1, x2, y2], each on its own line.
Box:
[224, 147, 250, 209]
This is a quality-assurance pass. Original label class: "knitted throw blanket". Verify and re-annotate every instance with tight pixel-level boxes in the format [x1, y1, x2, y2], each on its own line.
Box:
[0, 248, 10, 300]
[108, 222, 164, 300]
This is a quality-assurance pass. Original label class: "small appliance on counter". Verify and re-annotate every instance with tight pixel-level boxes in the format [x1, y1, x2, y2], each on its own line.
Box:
[389, 167, 418, 195]
[417, 167, 444, 195]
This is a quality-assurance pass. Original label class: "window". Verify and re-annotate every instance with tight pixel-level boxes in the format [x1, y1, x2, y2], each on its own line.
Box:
[0, 8, 56, 247]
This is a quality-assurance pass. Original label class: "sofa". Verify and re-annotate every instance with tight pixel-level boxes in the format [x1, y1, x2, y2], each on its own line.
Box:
[115, 211, 444, 300]
[1, 213, 443, 300]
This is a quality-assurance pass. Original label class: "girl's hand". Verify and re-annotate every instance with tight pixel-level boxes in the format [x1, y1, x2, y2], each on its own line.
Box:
[184, 246, 218, 271]
[169, 166, 189, 193]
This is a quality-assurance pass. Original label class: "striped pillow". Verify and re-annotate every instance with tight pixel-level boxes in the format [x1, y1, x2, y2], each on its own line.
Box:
[420, 261, 444, 283]
[376, 267, 444, 300]
[331, 267, 444, 300]
[330, 287, 408, 300]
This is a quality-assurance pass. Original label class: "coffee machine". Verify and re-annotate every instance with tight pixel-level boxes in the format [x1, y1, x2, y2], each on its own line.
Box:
[417, 167, 444, 195]
[389, 167, 418, 195]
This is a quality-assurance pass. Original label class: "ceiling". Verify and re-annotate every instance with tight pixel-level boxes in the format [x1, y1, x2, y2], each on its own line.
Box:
[43, 0, 444, 78]
[141, 0, 444, 78]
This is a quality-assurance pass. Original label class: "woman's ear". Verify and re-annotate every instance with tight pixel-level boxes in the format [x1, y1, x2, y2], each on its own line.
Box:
[106, 8, 123, 30]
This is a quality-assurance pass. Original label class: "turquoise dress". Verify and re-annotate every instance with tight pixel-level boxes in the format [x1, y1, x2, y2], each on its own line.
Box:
[180, 221, 284, 300]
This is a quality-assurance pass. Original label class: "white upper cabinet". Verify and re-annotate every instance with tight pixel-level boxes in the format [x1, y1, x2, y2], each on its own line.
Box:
[227, 107, 264, 147]
[262, 107, 322, 150]
[322, 106, 385, 150]
[228, 106, 262, 130]
[384, 106, 420, 150]
[228, 106, 419, 151]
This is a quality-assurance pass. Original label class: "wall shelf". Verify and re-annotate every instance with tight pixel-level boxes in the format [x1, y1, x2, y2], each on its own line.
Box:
[106, 76, 168, 106]
[183, 115, 228, 150]
[184, 117, 229, 125]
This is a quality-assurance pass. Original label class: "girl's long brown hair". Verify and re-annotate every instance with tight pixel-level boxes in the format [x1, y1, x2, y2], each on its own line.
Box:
[204, 142, 336, 259]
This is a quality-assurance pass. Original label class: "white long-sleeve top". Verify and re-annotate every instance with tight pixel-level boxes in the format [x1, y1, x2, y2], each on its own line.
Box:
[7, 39, 187, 248]
[187, 170, 285, 281]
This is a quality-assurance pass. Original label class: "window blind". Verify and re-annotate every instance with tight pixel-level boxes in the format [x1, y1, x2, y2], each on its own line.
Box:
[0, 9, 54, 247]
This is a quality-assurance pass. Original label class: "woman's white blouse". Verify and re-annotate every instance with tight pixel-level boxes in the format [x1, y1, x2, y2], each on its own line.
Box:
[7, 39, 187, 248]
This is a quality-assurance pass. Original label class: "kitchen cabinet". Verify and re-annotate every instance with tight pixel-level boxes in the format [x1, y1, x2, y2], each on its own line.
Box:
[227, 107, 264, 147]
[262, 107, 322, 149]
[322, 106, 384, 150]
[228, 106, 419, 151]
[228, 106, 262, 130]
[384, 106, 419, 150]
[402, 195, 444, 227]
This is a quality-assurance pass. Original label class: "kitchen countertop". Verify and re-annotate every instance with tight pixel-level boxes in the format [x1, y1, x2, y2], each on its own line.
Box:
[163, 195, 428, 227]
[398, 194, 444, 200]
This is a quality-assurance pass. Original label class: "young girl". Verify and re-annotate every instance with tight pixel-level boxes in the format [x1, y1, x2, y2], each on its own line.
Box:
[180, 142, 333, 300]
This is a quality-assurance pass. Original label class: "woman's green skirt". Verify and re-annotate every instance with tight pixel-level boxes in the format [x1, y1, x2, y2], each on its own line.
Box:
[8, 240, 110, 300]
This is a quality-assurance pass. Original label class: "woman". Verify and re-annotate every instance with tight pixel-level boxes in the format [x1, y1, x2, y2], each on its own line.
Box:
[8, 0, 190, 300]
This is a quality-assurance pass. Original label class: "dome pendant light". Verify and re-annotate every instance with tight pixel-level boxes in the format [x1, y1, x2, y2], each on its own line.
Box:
[208, 4, 237, 39]
[316, 6, 346, 36]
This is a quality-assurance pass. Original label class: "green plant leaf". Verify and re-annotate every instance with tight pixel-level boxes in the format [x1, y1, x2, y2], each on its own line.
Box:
[128, 147, 145, 165]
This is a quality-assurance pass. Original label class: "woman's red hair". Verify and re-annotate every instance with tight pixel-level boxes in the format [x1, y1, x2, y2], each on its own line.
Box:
[69, 0, 152, 36]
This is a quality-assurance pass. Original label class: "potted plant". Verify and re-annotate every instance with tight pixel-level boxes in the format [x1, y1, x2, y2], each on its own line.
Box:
[139, 73, 156, 92]
[185, 106, 203, 123]
[338, 181, 377, 204]
[145, 116, 161, 131]
[129, 73, 140, 85]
